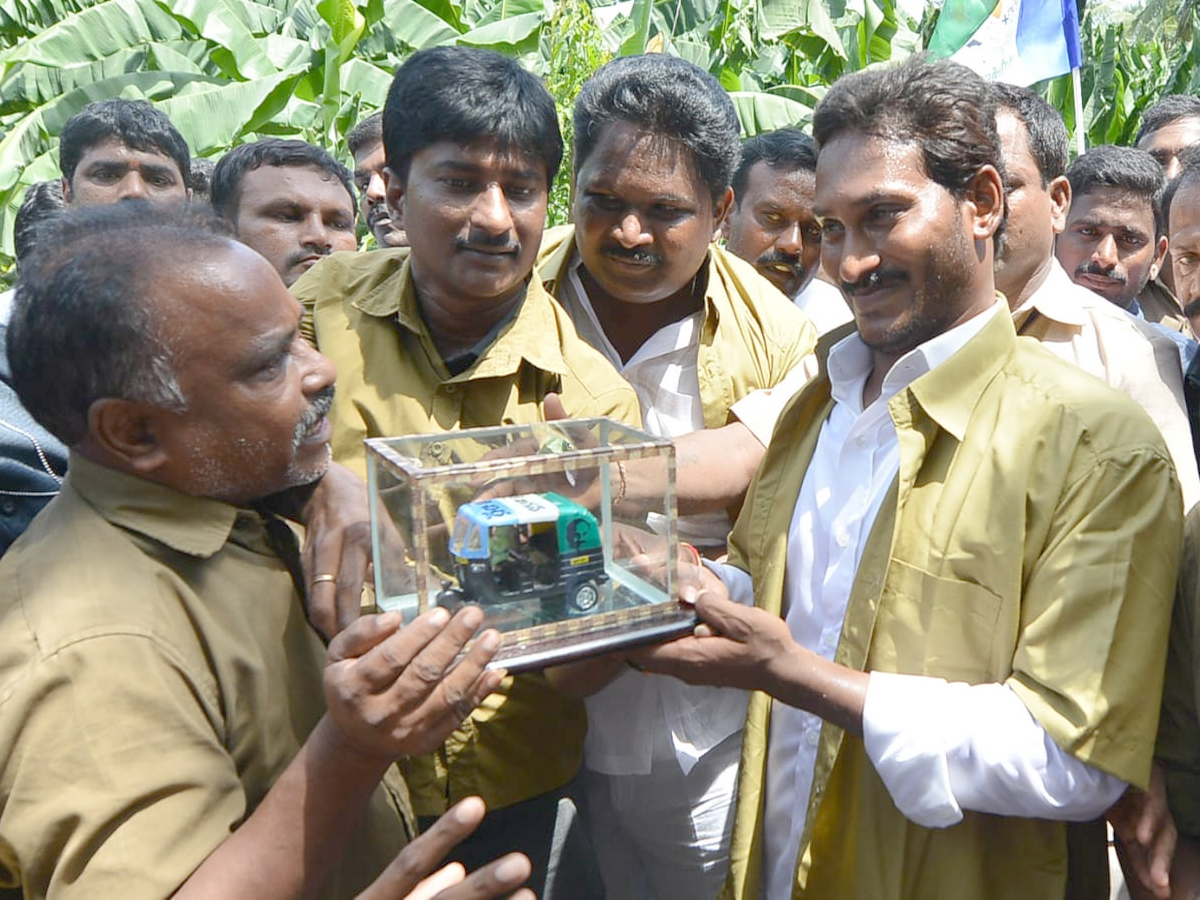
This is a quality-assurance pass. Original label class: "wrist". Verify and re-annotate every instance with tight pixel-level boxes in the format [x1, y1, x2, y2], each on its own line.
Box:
[310, 714, 397, 780]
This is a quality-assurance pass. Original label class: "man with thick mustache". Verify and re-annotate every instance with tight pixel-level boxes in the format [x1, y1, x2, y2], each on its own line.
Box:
[534, 53, 816, 898]
[291, 46, 637, 899]
[632, 58, 1182, 899]
[721, 127, 852, 335]
[0, 203, 535, 899]
[347, 112, 409, 249]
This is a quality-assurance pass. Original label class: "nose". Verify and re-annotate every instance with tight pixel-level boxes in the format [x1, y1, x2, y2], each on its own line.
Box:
[1092, 233, 1119, 270]
[366, 172, 386, 205]
[298, 336, 337, 394]
[471, 183, 515, 235]
[299, 214, 333, 252]
[116, 172, 150, 202]
[613, 212, 651, 248]
[832, 227, 880, 285]
[776, 221, 804, 256]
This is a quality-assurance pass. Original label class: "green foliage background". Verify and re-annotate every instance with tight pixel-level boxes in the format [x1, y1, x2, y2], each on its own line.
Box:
[0, 0, 1198, 282]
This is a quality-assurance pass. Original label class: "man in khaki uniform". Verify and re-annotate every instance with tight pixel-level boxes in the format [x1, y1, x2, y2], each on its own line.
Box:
[291, 47, 634, 898]
[635, 59, 1182, 899]
[0, 204, 527, 899]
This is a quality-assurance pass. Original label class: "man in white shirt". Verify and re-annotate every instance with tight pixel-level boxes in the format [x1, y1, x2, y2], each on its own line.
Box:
[721, 128, 853, 335]
[634, 58, 1181, 900]
[990, 83, 1199, 510]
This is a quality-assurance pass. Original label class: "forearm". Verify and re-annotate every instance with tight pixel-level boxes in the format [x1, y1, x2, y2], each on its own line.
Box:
[175, 715, 393, 900]
[863, 673, 1127, 828]
[673, 423, 765, 516]
[767, 642, 868, 736]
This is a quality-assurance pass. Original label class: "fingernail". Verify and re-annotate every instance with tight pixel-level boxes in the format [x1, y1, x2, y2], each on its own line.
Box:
[377, 611, 402, 629]
[428, 607, 451, 626]
[479, 630, 501, 651]
[460, 605, 484, 629]
[495, 854, 529, 882]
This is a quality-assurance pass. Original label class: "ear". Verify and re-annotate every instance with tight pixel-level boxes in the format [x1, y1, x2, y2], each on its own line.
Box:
[1048, 175, 1071, 234]
[383, 167, 404, 226]
[966, 165, 1005, 242]
[1150, 234, 1170, 281]
[713, 186, 734, 232]
[87, 398, 171, 475]
[60, 175, 73, 205]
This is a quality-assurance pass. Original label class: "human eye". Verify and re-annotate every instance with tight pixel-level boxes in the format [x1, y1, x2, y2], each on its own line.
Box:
[588, 193, 623, 213]
[1176, 251, 1199, 272]
[820, 219, 844, 242]
[1119, 233, 1146, 249]
[865, 205, 902, 226]
[802, 222, 822, 242]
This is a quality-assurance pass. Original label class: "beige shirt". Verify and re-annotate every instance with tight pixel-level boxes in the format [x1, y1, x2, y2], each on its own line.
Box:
[0, 454, 411, 898]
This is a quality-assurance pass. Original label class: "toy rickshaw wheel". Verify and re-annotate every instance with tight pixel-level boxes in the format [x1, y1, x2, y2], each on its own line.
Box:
[570, 580, 600, 612]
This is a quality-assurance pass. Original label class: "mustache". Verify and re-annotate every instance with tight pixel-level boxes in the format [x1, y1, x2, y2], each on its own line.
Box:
[604, 244, 662, 266]
[293, 386, 335, 449]
[841, 268, 906, 296]
[1074, 262, 1125, 284]
[366, 201, 391, 228]
[756, 250, 804, 273]
[457, 231, 519, 255]
[286, 247, 331, 268]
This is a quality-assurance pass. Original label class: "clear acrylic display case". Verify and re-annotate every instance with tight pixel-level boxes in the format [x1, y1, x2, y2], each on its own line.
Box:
[366, 418, 696, 672]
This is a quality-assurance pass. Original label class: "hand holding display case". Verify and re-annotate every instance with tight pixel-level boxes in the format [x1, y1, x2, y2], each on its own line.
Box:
[366, 418, 697, 672]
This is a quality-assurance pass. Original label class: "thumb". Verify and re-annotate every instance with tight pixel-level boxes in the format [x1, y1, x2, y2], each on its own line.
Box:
[543, 392, 568, 421]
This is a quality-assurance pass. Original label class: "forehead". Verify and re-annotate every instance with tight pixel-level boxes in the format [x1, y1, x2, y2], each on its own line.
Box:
[995, 111, 1039, 176]
[742, 161, 816, 209]
[1170, 179, 1200, 236]
[353, 139, 384, 171]
[1139, 117, 1200, 153]
[238, 164, 353, 213]
[409, 139, 547, 182]
[576, 123, 706, 201]
[76, 137, 182, 174]
[814, 132, 933, 211]
[158, 244, 299, 365]
[1067, 187, 1155, 232]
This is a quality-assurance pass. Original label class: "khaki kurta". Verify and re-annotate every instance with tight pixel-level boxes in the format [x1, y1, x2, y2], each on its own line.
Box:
[0, 454, 411, 899]
[722, 310, 1182, 899]
[537, 225, 818, 430]
[292, 249, 642, 816]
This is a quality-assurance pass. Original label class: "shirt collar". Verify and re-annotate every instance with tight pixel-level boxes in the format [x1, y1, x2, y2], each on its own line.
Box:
[354, 250, 571, 379]
[1011, 259, 1089, 327]
[826, 298, 1004, 418]
[66, 451, 240, 558]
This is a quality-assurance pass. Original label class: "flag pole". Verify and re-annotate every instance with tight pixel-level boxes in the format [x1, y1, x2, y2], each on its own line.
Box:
[1071, 65, 1086, 157]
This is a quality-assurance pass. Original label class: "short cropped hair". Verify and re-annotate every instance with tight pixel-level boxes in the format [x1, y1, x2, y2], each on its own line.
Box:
[1162, 144, 1200, 228]
[209, 139, 355, 220]
[347, 112, 383, 158]
[813, 58, 1003, 201]
[574, 54, 741, 204]
[59, 99, 190, 186]
[13, 180, 65, 265]
[7, 205, 234, 445]
[731, 129, 817, 204]
[992, 82, 1069, 185]
[1066, 145, 1167, 239]
[1136, 95, 1200, 145]
[383, 47, 562, 189]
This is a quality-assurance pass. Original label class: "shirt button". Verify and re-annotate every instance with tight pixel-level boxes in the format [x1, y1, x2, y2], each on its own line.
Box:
[807, 729, 820, 747]
[820, 629, 837, 650]
[443, 383, 459, 394]
[834, 529, 850, 548]
[855, 434, 867, 448]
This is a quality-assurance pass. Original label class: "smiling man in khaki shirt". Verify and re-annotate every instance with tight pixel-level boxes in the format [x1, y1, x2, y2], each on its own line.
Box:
[292, 47, 637, 898]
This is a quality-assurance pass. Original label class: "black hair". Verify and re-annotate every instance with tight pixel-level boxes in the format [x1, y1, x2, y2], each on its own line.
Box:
[731, 128, 817, 204]
[383, 47, 562, 189]
[992, 82, 1068, 185]
[1065, 145, 1167, 239]
[58, 99, 190, 186]
[813, 57, 1004, 202]
[573, 54, 741, 204]
[13, 180, 65, 265]
[7, 205, 237, 444]
[347, 111, 383, 158]
[209, 138, 356, 220]
[1136, 95, 1200, 145]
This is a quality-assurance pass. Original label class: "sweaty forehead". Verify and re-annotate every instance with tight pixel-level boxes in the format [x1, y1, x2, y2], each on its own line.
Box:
[814, 133, 930, 212]
[239, 164, 352, 210]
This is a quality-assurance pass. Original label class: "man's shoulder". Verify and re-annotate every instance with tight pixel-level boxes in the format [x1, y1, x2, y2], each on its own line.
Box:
[536, 224, 576, 282]
[293, 248, 410, 312]
[709, 245, 810, 322]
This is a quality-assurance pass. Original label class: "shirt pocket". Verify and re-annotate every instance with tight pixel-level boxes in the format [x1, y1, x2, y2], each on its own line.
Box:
[868, 558, 1008, 683]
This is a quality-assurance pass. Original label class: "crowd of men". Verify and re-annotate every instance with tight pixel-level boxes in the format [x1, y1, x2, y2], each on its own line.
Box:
[3, 44, 1200, 900]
